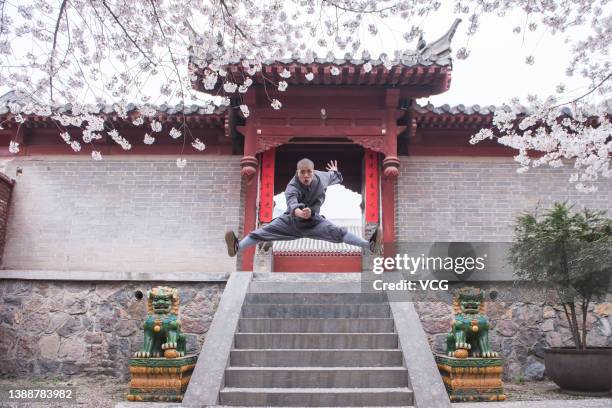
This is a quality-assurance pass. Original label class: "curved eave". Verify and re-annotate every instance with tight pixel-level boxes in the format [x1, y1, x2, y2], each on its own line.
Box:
[193, 62, 452, 95]
[411, 104, 609, 130]
[414, 112, 493, 130]
[0, 111, 227, 130]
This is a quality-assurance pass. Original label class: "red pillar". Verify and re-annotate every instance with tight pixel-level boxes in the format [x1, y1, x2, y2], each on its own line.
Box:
[381, 89, 400, 258]
[240, 91, 259, 271]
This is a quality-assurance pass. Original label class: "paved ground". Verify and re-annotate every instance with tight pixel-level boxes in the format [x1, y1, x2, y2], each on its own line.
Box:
[0, 376, 610, 408]
[0, 376, 127, 408]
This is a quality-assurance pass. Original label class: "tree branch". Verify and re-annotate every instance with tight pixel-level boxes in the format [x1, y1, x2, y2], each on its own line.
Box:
[49, 0, 68, 102]
[322, 0, 399, 14]
[100, 0, 155, 66]
[551, 72, 612, 110]
[218, 0, 248, 41]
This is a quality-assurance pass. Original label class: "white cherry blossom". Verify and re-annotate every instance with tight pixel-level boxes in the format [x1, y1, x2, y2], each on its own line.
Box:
[192, 139, 206, 151]
[279, 68, 291, 78]
[150, 120, 162, 133]
[240, 105, 250, 118]
[271, 99, 282, 110]
[8, 141, 19, 153]
[169, 127, 182, 139]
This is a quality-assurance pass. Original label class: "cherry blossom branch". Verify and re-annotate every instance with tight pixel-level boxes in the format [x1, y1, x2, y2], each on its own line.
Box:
[322, 0, 400, 15]
[100, 0, 156, 66]
[49, 0, 68, 101]
[551, 72, 612, 109]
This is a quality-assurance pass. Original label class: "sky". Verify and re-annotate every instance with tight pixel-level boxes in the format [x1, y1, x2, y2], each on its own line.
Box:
[373, 4, 597, 107]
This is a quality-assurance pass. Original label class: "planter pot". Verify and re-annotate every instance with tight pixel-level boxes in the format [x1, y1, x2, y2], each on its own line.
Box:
[545, 347, 612, 392]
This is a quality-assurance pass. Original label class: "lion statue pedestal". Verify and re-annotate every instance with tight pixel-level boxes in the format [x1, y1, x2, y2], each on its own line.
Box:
[126, 286, 198, 402]
[435, 287, 506, 402]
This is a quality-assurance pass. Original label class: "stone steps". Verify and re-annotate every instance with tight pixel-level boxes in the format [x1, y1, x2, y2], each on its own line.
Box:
[224, 366, 409, 388]
[219, 290, 413, 407]
[238, 318, 395, 333]
[219, 387, 414, 407]
[229, 349, 404, 367]
[241, 304, 391, 318]
[234, 332, 398, 349]
[245, 293, 388, 304]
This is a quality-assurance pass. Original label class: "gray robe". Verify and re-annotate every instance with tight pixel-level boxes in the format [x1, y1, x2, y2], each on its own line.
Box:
[248, 170, 348, 243]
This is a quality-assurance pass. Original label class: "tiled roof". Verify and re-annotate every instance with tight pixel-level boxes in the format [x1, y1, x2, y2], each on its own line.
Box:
[273, 224, 363, 254]
[192, 19, 461, 93]
[0, 91, 228, 129]
[412, 99, 612, 116]
[413, 101, 497, 115]
[0, 91, 228, 116]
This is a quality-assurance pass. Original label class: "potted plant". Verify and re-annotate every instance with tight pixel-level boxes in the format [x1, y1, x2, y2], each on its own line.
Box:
[509, 202, 612, 392]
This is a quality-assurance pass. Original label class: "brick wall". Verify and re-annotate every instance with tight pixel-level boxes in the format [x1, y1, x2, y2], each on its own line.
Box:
[396, 156, 612, 242]
[0, 172, 15, 265]
[1, 157, 242, 272]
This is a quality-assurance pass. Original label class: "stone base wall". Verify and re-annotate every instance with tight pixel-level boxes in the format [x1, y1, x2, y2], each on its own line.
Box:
[2, 279, 610, 383]
[413, 284, 612, 381]
[0, 280, 224, 379]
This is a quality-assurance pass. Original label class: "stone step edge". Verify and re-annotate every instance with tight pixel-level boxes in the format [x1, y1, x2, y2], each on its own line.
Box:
[239, 318, 394, 320]
[238, 318, 396, 333]
[220, 387, 414, 393]
[230, 348, 402, 351]
[243, 304, 390, 307]
[235, 333, 398, 335]
[225, 366, 408, 371]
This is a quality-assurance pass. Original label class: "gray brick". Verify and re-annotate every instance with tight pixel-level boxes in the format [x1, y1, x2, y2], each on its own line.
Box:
[396, 157, 612, 242]
[2, 157, 242, 272]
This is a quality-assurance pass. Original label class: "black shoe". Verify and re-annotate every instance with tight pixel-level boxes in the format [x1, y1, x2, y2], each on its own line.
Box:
[368, 225, 382, 255]
[225, 231, 239, 257]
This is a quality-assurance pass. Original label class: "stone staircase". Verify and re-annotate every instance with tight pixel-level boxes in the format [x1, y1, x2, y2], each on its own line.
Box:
[218, 291, 414, 407]
[181, 272, 450, 408]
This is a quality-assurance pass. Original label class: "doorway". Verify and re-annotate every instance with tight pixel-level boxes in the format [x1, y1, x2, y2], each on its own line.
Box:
[261, 141, 368, 272]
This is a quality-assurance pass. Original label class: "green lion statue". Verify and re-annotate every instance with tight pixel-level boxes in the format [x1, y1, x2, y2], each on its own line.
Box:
[446, 287, 498, 358]
[134, 286, 187, 359]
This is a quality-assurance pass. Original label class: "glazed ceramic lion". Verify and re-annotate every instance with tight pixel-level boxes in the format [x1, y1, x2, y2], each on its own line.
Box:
[446, 287, 498, 358]
[134, 286, 186, 359]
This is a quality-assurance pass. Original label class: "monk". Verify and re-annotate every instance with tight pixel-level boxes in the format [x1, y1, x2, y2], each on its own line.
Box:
[225, 158, 382, 256]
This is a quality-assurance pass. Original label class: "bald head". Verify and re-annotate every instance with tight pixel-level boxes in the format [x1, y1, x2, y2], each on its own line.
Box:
[296, 158, 314, 185]
[296, 158, 314, 169]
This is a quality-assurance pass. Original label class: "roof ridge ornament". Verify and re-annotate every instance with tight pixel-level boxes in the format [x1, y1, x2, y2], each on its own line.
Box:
[418, 18, 462, 62]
